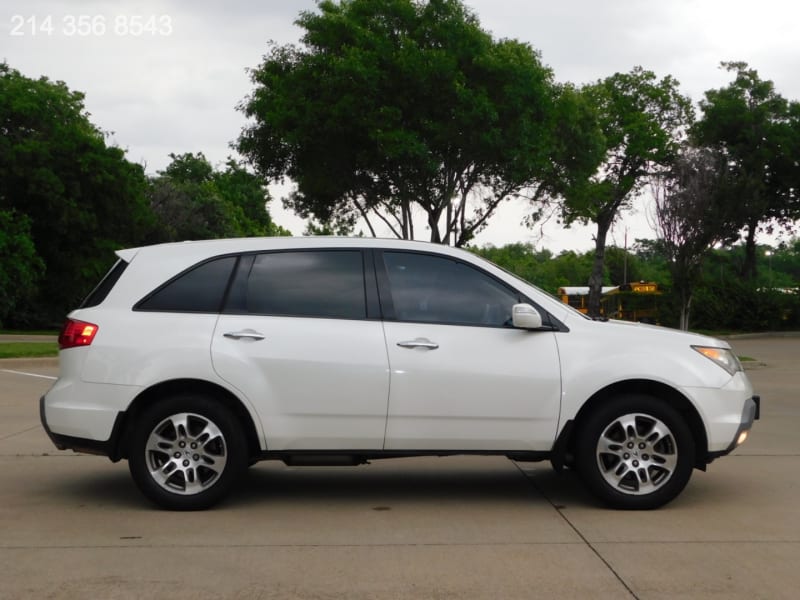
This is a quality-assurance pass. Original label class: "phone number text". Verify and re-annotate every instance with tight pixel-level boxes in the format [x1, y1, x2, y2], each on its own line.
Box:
[10, 15, 173, 37]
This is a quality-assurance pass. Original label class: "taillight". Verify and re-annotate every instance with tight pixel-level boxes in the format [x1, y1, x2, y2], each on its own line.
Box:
[58, 319, 99, 349]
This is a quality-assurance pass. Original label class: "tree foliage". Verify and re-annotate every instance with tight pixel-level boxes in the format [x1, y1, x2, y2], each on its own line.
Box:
[0, 210, 44, 326]
[474, 239, 800, 332]
[0, 63, 289, 325]
[472, 243, 598, 293]
[562, 67, 694, 316]
[693, 61, 800, 280]
[0, 63, 153, 324]
[238, 0, 602, 246]
[147, 152, 286, 242]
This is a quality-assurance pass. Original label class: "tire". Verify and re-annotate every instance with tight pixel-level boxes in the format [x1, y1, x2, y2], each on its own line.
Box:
[575, 394, 695, 510]
[128, 394, 247, 510]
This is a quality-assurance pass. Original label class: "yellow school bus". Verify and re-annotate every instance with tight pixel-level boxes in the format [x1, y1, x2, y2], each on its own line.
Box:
[558, 282, 661, 323]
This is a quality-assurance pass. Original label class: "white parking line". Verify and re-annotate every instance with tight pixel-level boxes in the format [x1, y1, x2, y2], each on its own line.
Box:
[0, 369, 57, 381]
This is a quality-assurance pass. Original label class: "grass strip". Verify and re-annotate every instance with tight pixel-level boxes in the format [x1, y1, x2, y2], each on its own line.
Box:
[0, 342, 58, 359]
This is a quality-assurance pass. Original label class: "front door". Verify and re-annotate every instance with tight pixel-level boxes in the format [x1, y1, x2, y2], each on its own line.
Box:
[378, 251, 562, 451]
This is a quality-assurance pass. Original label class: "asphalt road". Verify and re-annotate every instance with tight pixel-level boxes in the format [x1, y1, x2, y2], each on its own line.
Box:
[0, 336, 798, 599]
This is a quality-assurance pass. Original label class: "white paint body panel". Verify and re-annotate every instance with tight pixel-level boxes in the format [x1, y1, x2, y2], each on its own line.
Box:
[211, 315, 390, 450]
[383, 322, 561, 450]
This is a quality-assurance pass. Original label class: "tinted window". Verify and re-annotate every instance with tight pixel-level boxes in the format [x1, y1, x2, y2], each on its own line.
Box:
[137, 256, 237, 312]
[383, 252, 518, 326]
[244, 251, 366, 319]
[81, 259, 128, 308]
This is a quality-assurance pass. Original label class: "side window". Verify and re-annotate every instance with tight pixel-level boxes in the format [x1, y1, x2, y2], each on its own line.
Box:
[382, 252, 519, 327]
[136, 256, 237, 313]
[241, 251, 366, 319]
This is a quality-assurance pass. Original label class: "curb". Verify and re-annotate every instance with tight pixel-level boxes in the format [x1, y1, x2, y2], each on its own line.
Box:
[720, 331, 800, 340]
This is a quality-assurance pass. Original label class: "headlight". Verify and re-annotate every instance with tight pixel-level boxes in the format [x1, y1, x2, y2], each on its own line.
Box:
[691, 346, 742, 376]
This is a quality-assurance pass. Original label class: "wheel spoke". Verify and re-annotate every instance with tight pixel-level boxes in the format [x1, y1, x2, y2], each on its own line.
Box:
[598, 433, 624, 456]
[637, 468, 649, 485]
[652, 450, 677, 472]
[645, 421, 672, 446]
[145, 431, 174, 455]
[171, 414, 190, 439]
[614, 414, 638, 440]
[197, 422, 224, 453]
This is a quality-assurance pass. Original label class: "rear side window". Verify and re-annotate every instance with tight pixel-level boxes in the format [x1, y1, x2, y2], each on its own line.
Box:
[80, 259, 129, 308]
[136, 256, 237, 313]
[231, 250, 366, 319]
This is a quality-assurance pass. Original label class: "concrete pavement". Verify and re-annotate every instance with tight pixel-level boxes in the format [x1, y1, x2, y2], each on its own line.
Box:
[0, 337, 797, 599]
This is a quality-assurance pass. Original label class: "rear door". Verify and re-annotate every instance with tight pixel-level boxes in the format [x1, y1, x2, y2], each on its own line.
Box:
[378, 250, 562, 451]
[211, 249, 390, 450]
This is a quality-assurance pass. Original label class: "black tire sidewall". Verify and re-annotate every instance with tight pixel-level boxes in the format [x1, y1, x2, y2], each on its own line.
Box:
[128, 394, 247, 510]
[576, 394, 695, 510]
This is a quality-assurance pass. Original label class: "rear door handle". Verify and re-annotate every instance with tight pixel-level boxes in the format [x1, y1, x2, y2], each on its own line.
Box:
[397, 338, 439, 350]
[223, 330, 265, 341]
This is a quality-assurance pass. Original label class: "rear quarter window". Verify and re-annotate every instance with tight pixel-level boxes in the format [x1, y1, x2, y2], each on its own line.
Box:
[80, 259, 129, 308]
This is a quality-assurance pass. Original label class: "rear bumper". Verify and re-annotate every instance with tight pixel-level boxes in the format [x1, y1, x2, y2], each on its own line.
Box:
[40, 395, 125, 461]
[706, 395, 760, 462]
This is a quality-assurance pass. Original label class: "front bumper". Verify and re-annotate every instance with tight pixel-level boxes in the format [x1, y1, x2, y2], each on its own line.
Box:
[707, 395, 760, 462]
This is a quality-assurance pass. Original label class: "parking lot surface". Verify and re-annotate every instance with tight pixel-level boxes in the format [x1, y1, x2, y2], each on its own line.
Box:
[0, 336, 798, 599]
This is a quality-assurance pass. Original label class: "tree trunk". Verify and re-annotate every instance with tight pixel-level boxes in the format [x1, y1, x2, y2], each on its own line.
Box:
[587, 219, 611, 318]
[741, 220, 759, 280]
[679, 290, 692, 331]
[427, 205, 444, 244]
[445, 202, 453, 246]
[401, 198, 411, 240]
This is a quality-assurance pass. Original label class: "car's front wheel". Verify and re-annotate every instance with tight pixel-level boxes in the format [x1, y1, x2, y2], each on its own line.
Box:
[128, 394, 247, 510]
[575, 395, 695, 509]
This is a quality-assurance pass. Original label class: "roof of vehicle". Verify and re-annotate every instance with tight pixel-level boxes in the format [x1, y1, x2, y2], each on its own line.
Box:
[116, 236, 472, 263]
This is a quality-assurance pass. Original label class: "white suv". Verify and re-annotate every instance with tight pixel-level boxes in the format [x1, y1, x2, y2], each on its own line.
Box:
[41, 237, 759, 510]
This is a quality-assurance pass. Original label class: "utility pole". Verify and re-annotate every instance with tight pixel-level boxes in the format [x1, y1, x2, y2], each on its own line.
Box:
[623, 228, 628, 284]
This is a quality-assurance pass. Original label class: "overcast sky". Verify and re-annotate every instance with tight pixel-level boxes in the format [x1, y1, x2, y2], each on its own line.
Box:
[2, 1, 798, 251]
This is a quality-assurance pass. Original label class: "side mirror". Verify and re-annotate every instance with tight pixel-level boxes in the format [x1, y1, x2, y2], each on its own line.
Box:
[512, 303, 543, 330]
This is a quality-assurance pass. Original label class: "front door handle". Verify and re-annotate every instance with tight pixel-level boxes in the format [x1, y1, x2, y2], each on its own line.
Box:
[397, 338, 439, 350]
[224, 330, 265, 341]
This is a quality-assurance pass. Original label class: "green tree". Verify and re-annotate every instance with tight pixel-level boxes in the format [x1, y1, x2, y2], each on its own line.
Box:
[693, 62, 800, 280]
[604, 245, 643, 286]
[549, 250, 597, 291]
[471, 243, 546, 285]
[471, 243, 598, 294]
[148, 152, 285, 241]
[238, 0, 602, 246]
[563, 67, 694, 317]
[630, 239, 672, 286]
[0, 63, 153, 325]
[0, 211, 44, 326]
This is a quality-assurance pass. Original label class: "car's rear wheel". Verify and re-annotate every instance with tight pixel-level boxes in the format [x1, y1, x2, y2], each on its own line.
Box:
[576, 394, 695, 509]
[128, 394, 246, 510]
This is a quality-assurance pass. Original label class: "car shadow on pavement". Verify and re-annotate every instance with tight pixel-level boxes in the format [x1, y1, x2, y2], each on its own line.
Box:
[226, 459, 599, 510]
[40, 457, 607, 511]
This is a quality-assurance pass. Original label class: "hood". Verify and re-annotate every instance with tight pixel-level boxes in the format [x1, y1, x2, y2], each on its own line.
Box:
[565, 313, 730, 349]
